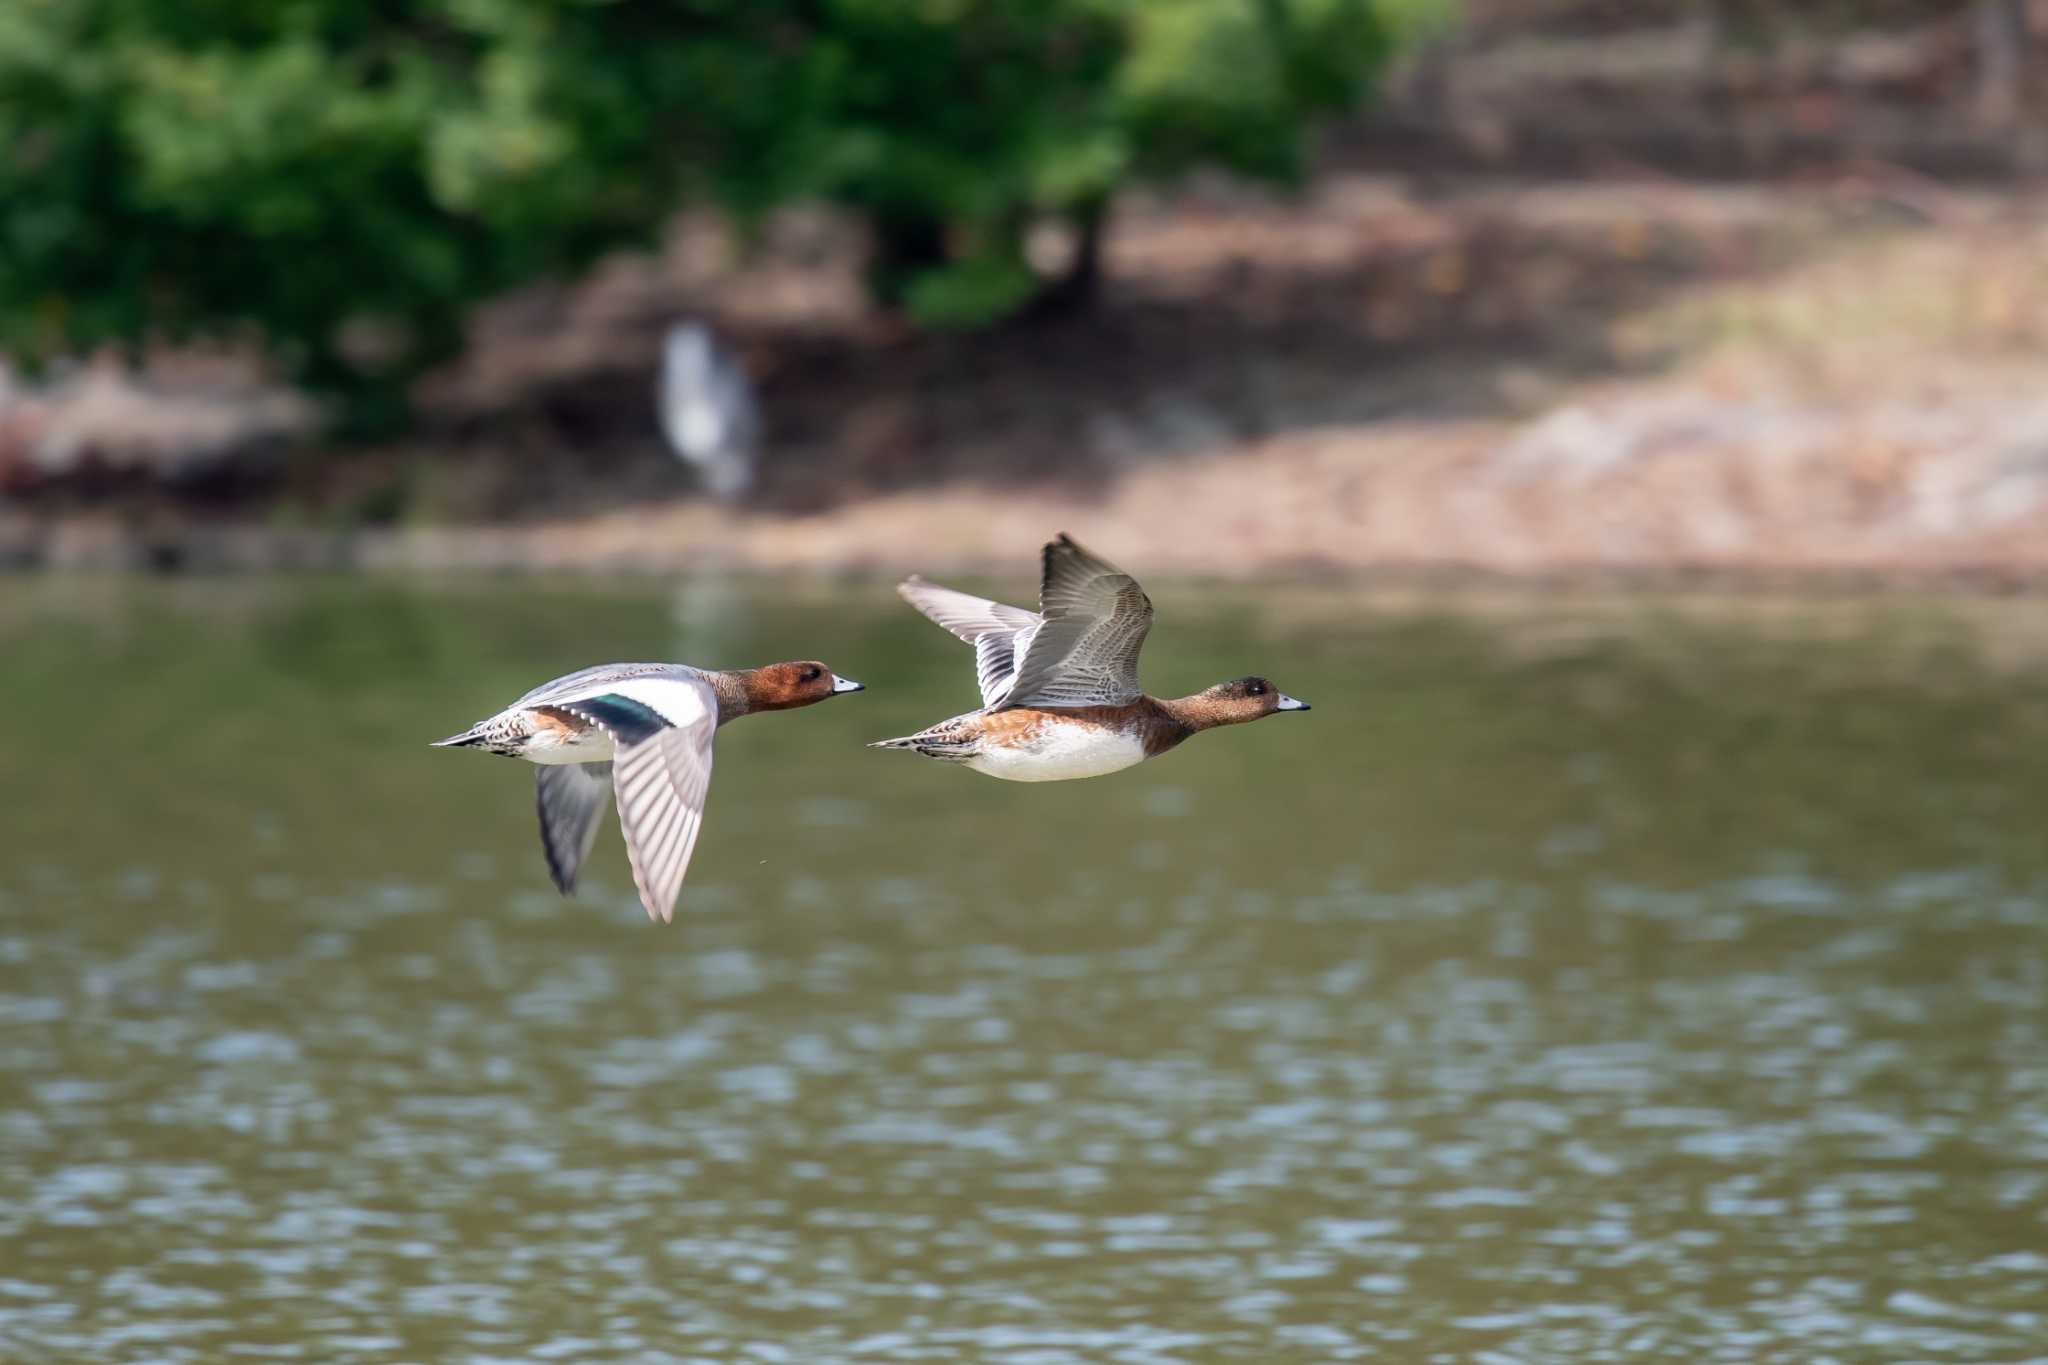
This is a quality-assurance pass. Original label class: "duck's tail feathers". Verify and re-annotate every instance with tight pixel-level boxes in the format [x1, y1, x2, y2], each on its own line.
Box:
[432, 728, 487, 748]
[867, 733, 978, 762]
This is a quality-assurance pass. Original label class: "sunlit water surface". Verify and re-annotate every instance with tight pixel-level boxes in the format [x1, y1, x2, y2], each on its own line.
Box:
[3, 577, 2048, 1363]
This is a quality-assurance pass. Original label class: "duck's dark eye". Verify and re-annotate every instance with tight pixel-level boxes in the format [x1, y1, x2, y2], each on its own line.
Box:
[1246, 682, 1266, 696]
[802, 666, 822, 682]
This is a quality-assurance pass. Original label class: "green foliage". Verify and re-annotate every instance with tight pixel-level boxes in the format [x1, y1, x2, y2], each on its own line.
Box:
[1121, 0, 1392, 183]
[0, 0, 1435, 418]
[903, 248, 1044, 329]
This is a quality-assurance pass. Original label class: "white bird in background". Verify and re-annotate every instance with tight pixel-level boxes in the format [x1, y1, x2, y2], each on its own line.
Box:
[657, 321, 760, 501]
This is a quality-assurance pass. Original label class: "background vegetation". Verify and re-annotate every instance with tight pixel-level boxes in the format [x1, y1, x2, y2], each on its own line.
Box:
[0, 0, 1435, 422]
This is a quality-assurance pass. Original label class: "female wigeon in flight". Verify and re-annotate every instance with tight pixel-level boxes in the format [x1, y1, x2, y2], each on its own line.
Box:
[871, 534, 1309, 782]
[435, 660, 863, 922]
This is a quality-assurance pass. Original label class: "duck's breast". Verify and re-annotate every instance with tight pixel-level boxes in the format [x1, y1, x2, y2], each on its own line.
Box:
[967, 712, 1148, 783]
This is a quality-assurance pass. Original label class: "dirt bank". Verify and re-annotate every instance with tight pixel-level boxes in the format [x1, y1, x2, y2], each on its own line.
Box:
[10, 168, 2048, 584]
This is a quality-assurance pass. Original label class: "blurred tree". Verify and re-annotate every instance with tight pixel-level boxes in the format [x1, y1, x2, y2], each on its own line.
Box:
[0, 0, 1428, 424]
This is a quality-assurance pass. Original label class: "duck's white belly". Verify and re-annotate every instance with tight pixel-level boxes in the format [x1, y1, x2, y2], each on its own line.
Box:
[522, 722, 617, 765]
[967, 722, 1147, 783]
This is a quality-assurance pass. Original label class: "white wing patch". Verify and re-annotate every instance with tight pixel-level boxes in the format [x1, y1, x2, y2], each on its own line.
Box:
[512, 662, 678, 710]
[591, 675, 716, 730]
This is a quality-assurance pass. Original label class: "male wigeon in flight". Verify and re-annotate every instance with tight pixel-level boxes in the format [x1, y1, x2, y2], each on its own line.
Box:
[435, 660, 862, 921]
[871, 534, 1309, 782]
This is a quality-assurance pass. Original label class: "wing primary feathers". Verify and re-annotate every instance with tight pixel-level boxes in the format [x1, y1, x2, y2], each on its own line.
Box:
[535, 762, 613, 895]
[611, 721, 716, 923]
[1000, 534, 1154, 710]
[897, 575, 1040, 709]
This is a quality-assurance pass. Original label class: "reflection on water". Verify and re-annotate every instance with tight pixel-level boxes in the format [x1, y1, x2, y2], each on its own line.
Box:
[3, 578, 2047, 1362]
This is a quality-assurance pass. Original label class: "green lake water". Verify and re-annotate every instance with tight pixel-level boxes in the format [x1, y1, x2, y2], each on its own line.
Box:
[2, 576, 2047, 1362]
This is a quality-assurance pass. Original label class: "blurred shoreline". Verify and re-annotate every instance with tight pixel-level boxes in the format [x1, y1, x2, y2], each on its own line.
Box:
[10, 6, 2048, 585]
[12, 170, 2048, 587]
[13, 169, 2048, 585]
[9, 507, 2048, 589]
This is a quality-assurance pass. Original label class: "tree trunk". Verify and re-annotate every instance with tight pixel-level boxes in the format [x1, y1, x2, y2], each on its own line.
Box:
[1406, 35, 1455, 123]
[1976, 0, 2030, 129]
[1007, 200, 1111, 322]
[1693, 0, 1726, 72]
[865, 213, 949, 311]
[1041, 200, 1107, 316]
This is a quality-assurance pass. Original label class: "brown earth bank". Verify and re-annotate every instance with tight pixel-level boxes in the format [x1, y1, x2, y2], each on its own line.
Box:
[10, 172, 2048, 584]
[8, 3, 2048, 581]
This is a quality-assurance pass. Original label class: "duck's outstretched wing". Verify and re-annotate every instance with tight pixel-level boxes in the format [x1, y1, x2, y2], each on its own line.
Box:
[997, 534, 1153, 710]
[535, 762, 613, 894]
[549, 673, 719, 924]
[896, 577, 1040, 642]
[897, 576, 1042, 709]
[612, 720, 715, 924]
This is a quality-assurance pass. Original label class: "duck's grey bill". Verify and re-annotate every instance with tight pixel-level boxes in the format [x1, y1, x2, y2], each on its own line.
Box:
[831, 675, 865, 693]
[1276, 694, 1311, 711]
